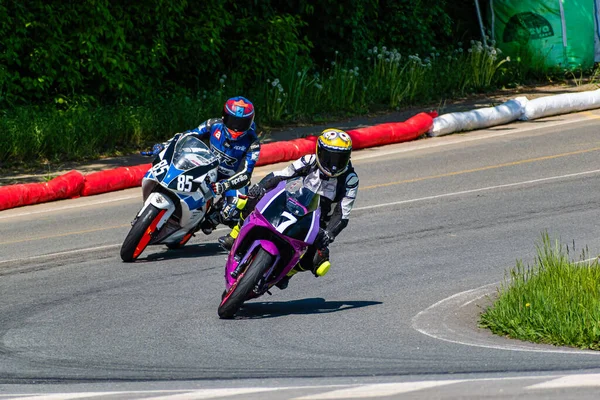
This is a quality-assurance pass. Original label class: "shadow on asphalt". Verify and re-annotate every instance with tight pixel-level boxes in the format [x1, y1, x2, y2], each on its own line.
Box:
[140, 242, 227, 262]
[235, 297, 382, 319]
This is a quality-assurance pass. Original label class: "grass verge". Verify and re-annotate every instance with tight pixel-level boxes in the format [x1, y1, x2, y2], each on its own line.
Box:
[2, 41, 511, 166]
[3, 41, 598, 167]
[480, 233, 600, 350]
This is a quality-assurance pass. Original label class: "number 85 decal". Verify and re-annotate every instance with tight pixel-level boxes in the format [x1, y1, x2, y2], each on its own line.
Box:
[177, 175, 193, 192]
[152, 160, 168, 176]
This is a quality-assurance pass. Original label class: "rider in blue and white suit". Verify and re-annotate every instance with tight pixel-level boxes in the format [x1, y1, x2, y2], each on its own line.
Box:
[147, 96, 260, 242]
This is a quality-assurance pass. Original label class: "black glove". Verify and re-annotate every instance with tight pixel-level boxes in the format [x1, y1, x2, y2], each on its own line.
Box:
[248, 184, 266, 198]
[220, 199, 241, 221]
[141, 143, 164, 156]
[211, 180, 231, 196]
[315, 228, 333, 249]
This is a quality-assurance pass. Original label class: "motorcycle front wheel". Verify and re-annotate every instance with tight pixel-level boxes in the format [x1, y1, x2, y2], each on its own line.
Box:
[218, 248, 274, 319]
[120, 205, 166, 262]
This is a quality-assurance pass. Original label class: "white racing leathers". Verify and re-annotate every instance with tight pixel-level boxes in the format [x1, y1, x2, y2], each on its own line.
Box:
[261, 154, 359, 237]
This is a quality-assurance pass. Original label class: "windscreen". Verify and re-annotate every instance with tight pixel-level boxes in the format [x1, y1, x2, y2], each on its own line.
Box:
[173, 137, 215, 171]
[284, 178, 320, 217]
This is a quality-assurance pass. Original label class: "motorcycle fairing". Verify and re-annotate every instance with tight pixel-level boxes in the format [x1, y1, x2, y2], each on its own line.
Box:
[134, 135, 219, 248]
[162, 164, 185, 187]
[151, 135, 218, 188]
[181, 193, 206, 214]
[224, 212, 301, 289]
[260, 196, 318, 241]
[224, 179, 321, 290]
[256, 180, 321, 242]
[162, 163, 218, 193]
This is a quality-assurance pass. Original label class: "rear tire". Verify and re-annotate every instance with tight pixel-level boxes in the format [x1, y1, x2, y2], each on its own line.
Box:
[218, 248, 274, 319]
[120, 205, 165, 262]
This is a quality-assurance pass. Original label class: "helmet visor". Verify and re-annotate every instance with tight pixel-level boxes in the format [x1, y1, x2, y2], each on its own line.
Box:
[223, 113, 252, 133]
[318, 148, 351, 177]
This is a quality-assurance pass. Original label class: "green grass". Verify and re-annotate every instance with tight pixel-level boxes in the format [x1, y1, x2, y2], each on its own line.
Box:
[480, 233, 600, 350]
[0, 40, 567, 166]
[0, 96, 223, 165]
[262, 42, 512, 122]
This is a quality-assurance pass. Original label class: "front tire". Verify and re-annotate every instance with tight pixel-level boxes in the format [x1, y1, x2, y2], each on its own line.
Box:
[120, 205, 166, 262]
[218, 248, 274, 319]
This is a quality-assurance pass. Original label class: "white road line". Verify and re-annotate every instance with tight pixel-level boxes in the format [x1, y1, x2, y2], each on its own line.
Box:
[294, 381, 465, 399]
[0, 391, 195, 400]
[142, 388, 279, 400]
[0, 244, 120, 265]
[3, 169, 599, 263]
[354, 168, 600, 211]
[0, 228, 228, 264]
[412, 278, 600, 355]
[4, 393, 124, 400]
[526, 373, 600, 389]
[8, 376, 600, 400]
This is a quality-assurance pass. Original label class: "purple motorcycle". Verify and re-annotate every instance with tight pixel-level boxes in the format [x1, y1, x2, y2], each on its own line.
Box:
[218, 177, 321, 319]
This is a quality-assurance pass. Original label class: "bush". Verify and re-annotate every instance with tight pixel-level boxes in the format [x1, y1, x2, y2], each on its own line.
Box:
[2, 40, 512, 165]
[0, 0, 480, 108]
[0, 1, 230, 106]
[2, 0, 504, 165]
[221, 10, 312, 82]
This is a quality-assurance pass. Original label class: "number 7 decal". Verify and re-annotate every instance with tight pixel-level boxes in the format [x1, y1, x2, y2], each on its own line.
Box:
[276, 211, 297, 233]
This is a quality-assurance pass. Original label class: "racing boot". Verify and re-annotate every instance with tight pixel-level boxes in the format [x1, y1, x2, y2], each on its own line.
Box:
[218, 224, 239, 251]
[275, 267, 301, 290]
[200, 208, 222, 235]
[276, 247, 331, 290]
[199, 218, 217, 235]
[218, 196, 248, 251]
[312, 247, 331, 277]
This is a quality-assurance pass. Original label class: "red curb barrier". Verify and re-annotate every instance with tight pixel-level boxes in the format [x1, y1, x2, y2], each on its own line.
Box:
[0, 170, 85, 211]
[256, 136, 317, 166]
[1, 113, 436, 210]
[348, 111, 437, 150]
[81, 164, 151, 197]
[256, 111, 436, 166]
[47, 169, 86, 199]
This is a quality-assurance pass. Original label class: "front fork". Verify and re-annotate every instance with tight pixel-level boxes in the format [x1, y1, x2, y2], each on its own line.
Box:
[228, 240, 281, 292]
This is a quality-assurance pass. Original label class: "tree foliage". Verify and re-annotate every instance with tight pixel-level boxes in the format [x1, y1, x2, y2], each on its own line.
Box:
[0, 0, 479, 108]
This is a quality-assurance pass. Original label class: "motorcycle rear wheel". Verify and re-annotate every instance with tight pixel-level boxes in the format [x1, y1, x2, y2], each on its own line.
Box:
[120, 205, 165, 262]
[218, 248, 274, 319]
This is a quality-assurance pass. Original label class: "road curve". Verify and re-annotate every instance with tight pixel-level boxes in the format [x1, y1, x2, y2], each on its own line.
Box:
[1, 112, 600, 397]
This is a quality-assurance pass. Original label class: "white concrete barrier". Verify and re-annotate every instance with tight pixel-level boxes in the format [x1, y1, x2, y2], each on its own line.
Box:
[429, 97, 528, 137]
[521, 89, 600, 120]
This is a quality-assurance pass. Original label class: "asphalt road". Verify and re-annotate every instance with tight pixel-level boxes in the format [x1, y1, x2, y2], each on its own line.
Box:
[1, 111, 600, 398]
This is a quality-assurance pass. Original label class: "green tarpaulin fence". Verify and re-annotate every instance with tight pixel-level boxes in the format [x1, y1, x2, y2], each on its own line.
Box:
[491, 0, 595, 70]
